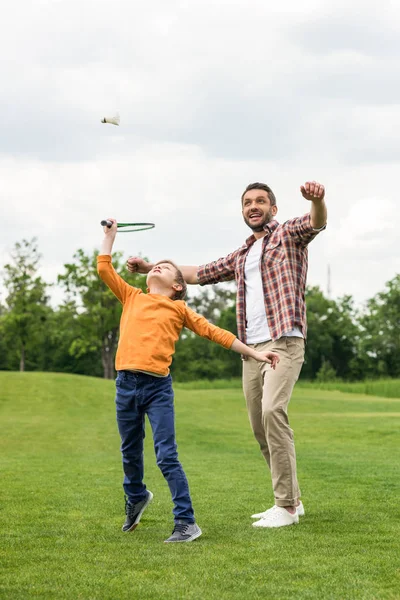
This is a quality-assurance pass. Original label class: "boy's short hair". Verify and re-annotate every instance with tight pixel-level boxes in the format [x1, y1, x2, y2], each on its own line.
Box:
[241, 182, 277, 206]
[155, 260, 187, 301]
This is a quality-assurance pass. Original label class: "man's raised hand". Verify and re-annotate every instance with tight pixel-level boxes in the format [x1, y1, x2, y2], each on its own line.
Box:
[300, 181, 325, 202]
[127, 257, 153, 274]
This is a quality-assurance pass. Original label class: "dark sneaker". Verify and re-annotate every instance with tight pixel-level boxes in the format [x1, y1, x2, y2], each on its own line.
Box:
[122, 490, 153, 532]
[164, 520, 202, 543]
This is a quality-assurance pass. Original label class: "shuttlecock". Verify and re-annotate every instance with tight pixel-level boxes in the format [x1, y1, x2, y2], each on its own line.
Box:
[101, 112, 120, 126]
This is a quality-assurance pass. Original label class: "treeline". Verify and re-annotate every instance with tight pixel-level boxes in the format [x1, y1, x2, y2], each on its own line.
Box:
[1, 238, 399, 382]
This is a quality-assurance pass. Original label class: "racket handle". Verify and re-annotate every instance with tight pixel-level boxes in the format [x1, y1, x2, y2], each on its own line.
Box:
[100, 220, 113, 228]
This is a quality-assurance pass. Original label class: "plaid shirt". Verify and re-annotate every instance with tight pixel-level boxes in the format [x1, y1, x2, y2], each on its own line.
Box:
[197, 213, 325, 343]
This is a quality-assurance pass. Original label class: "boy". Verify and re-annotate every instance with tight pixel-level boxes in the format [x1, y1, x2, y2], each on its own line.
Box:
[97, 218, 280, 543]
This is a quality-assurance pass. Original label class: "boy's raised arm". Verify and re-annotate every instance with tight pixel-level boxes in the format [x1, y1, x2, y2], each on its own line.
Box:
[97, 218, 132, 304]
[100, 218, 118, 256]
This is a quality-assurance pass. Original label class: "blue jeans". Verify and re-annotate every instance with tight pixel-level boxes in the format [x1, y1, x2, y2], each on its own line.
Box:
[115, 370, 195, 523]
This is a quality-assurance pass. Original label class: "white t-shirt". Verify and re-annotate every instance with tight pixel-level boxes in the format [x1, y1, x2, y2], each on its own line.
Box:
[244, 237, 303, 344]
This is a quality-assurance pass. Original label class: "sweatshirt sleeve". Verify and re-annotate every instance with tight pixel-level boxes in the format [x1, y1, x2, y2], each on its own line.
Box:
[97, 255, 138, 304]
[183, 306, 236, 349]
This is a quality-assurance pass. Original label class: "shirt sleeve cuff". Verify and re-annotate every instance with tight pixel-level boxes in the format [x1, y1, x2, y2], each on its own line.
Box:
[97, 255, 112, 262]
[196, 265, 209, 286]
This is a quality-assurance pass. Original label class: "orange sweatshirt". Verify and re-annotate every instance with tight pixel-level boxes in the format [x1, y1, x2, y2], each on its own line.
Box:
[97, 255, 236, 376]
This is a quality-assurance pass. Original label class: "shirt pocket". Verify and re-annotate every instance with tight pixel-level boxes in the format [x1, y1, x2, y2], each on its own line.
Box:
[263, 238, 285, 265]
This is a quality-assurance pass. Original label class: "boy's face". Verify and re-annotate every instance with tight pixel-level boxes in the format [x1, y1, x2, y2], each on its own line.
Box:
[147, 262, 182, 296]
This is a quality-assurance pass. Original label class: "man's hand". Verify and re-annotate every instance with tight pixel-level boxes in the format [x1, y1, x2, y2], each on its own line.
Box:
[253, 351, 280, 370]
[126, 256, 153, 274]
[300, 181, 325, 202]
[300, 181, 327, 228]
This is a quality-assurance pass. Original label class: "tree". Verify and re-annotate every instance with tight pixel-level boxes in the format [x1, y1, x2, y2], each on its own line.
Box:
[34, 300, 102, 376]
[212, 304, 241, 378]
[315, 360, 338, 383]
[359, 275, 400, 378]
[58, 249, 147, 379]
[188, 284, 236, 323]
[172, 286, 239, 381]
[2, 238, 50, 371]
[304, 286, 360, 380]
[0, 301, 11, 370]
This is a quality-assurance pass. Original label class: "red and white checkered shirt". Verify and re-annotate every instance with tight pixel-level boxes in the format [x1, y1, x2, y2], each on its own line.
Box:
[197, 213, 325, 343]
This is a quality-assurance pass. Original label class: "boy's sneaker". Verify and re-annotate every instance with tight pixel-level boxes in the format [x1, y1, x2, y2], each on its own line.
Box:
[251, 501, 305, 519]
[164, 520, 202, 543]
[122, 490, 153, 532]
[252, 505, 299, 528]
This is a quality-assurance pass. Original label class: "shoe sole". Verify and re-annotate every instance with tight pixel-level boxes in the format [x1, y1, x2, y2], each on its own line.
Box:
[253, 520, 298, 529]
[123, 490, 153, 532]
[164, 528, 202, 543]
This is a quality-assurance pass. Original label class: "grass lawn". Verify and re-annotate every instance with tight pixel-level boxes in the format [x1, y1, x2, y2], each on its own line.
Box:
[176, 377, 400, 400]
[1, 372, 400, 600]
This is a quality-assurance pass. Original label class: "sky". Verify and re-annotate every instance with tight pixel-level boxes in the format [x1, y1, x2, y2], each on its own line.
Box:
[1, 0, 399, 307]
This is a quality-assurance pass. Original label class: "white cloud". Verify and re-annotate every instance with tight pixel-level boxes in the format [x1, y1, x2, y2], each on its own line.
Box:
[0, 0, 399, 308]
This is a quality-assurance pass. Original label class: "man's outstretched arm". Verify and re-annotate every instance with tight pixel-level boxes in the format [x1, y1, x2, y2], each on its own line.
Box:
[127, 257, 199, 284]
[177, 266, 199, 284]
[300, 181, 327, 229]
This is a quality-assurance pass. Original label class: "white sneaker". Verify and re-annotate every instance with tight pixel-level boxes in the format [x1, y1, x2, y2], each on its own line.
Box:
[297, 501, 305, 517]
[251, 501, 305, 519]
[252, 505, 299, 528]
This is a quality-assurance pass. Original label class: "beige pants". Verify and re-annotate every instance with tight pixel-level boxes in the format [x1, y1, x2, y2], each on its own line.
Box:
[242, 336, 305, 508]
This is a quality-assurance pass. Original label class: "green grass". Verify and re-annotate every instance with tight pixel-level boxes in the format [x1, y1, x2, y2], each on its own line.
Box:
[298, 378, 400, 399]
[175, 377, 242, 390]
[176, 377, 400, 399]
[1, 372, 400, 600]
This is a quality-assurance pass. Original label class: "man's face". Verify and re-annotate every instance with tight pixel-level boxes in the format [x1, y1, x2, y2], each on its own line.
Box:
[242, 189, 278, 232]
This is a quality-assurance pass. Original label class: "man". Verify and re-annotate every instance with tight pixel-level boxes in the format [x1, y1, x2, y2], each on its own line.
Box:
[127, 181, 327, 528]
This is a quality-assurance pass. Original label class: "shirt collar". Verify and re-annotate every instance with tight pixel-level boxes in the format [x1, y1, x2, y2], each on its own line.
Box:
[245, 219, 279, 247]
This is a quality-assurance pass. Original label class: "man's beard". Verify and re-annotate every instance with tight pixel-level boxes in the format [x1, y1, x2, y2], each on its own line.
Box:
[244, 209, 274, 232]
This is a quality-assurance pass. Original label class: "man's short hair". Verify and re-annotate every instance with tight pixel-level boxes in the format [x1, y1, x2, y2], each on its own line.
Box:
[155, 260, 187, 301]
[241, 182, 277, 206]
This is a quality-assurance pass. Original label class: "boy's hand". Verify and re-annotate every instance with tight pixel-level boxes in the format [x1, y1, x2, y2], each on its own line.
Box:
[103, 217, 118, 236]
[127, 257, 153, 274]
[253, 351, 280, 369]
[100, 218, 118, 256]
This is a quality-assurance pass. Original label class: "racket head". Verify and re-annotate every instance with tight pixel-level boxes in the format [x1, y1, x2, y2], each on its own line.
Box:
[100, 221, 155, 232]
[117, 222, 155, 233]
